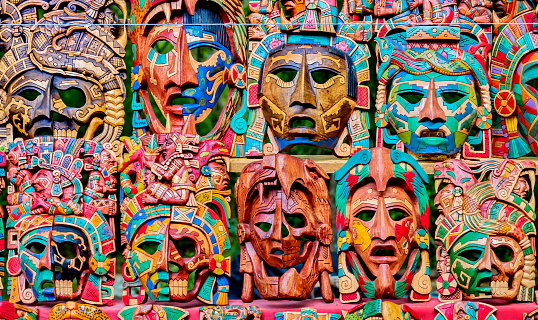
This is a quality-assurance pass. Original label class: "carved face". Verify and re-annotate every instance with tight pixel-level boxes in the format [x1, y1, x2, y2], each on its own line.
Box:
[349, 182, 419, 277]
[259, 44, 354, 149]
[449, 232, 524, 299]
[128, 217, 212, 302]
[19, 225, 91, 301]
[515, 52, 538, 147]
[206, 162, 229, 191]
[5, 69, 106, 138]
[386, 72, 479, 154]
[250, 187, 317, 269]
[139, 7, 234, 132]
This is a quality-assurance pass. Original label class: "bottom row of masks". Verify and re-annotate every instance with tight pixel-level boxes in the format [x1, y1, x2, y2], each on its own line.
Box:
[3, 135, 535, 305]
[2, 300, 536, 320]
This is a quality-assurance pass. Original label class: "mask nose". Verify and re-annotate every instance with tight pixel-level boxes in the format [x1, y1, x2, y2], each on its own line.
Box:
[419, 79, 446, 123]
[370, 198, 395, 240]
[289, 53, 316, 108]
[165, 27, 198, 91]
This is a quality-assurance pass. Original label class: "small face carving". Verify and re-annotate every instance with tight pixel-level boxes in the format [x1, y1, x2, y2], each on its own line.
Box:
[387, 72, 479, 154]
[139, 8, 234, 132]
[5, 69, 105, 138]
[259, 44, 354, 149]
[206, 162, 229, 191]
[349, 182, 419, 276]
[250, 187, 316, 269]
[128, 218, 212, 302]
[19, 225, 91, 301]
[450, 232, 524, 299]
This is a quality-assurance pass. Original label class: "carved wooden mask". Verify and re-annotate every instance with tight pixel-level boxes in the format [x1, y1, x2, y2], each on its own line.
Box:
[434, 301, 498, 320]
[343, 300, 420, 320]
[490, 13, 538, 158]
[48, 302, 111, 320]
[259, 44, 357, 150]
[335, 147, 431, 302]
[118, 305, 189, 320]
[434, 159, 536, 301]
[0, 0, 126, 143]
[130, 0, 246, 137]
[236, 154, 333, 302]
[120, 132, 231, 305]
[5, 137, 117, 305]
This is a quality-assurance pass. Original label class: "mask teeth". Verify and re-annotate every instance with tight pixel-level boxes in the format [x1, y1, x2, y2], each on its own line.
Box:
[53, 129, 78, 138]
[491, 280, 509, 295]
[54, 279, 74, 297]
[169, 279, 188, 297]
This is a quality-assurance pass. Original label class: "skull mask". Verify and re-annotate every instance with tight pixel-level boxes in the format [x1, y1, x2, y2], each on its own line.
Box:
[127, 217, 212, 302]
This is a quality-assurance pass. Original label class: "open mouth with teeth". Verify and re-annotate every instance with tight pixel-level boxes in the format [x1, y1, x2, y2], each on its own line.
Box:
[434, 178, 453, 192]
[420, 130, 446, 138]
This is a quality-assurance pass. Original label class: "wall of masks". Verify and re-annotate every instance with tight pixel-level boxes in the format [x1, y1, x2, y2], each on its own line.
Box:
[0, 0, 538, 318]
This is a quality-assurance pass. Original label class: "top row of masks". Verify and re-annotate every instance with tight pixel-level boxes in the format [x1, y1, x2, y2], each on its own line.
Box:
[0, 0, 537, 159]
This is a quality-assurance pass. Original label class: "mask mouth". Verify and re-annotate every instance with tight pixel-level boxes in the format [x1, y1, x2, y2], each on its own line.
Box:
[420, 129, 446, 138]
[369, 243, 398, 264]
[288, 116, 317, 135]
[271, 248, 284, 255]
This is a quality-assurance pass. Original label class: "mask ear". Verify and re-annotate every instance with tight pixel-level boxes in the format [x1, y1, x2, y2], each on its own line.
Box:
[226, 63, 247, 89]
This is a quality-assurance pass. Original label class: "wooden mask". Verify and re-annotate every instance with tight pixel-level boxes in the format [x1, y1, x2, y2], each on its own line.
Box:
[120, 130, 232, 305]
[236, 154, 333, 302]
[335, 147, 431, 302]
[5, 137, 117, 305]
[434, 158, 536, 301]
[434, 302, 497, 320]
[200, 306, 262, 320]
[490, 12, 538, 158]
[48, 302, 111, 320]
[0, 0, 126, 145]
[375, 25, 492, 159]
[343, 300, 420, 320]
[275, 308, 339, 320]
[130, 0, 247, 142]
[118, 305, 188, 320]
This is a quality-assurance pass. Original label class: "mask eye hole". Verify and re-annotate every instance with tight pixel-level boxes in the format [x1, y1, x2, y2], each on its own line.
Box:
[440, 92, 465, 104]
[285, 214, 306, 228]
[153, 39, 174, 54]
[492, 245, 514, 262]
[458, 249, 483, 262]
[255, 222, 272, 232]
[389, 209, 408, 221]
[272, 68, 297, 82]
[355, 210, 375, 222]
[58, 87, 86, 108]
[57, 242, 77, 259]
[191, 46, 219, 63]
[18, 89, 41, 101]
[311, 70, 337, 84]
[173, 237, 196, 258]
[26, 242, 46, 254]
[525, 78, 538, 93]
[138, 241, 161, 255]
[398, 92, 424, 104]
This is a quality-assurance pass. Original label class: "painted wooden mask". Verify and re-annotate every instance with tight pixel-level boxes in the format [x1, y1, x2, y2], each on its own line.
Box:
[0, 0, 126, 143]
[434, 158, 536, 301]
[490, 12, 538, 158]
[118, 305, 188, 320]
[343, 300, 420, 320]
[48, 302, 111, 320]
[434, 301, 498, 320]
[130, 0, 246, 138]
[5, 137, 117, 305]
[236, 154, 333, 302]
[335, 147, 431, 302]
[120, 131, 231, 305]
[259, 44, 357, 151]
